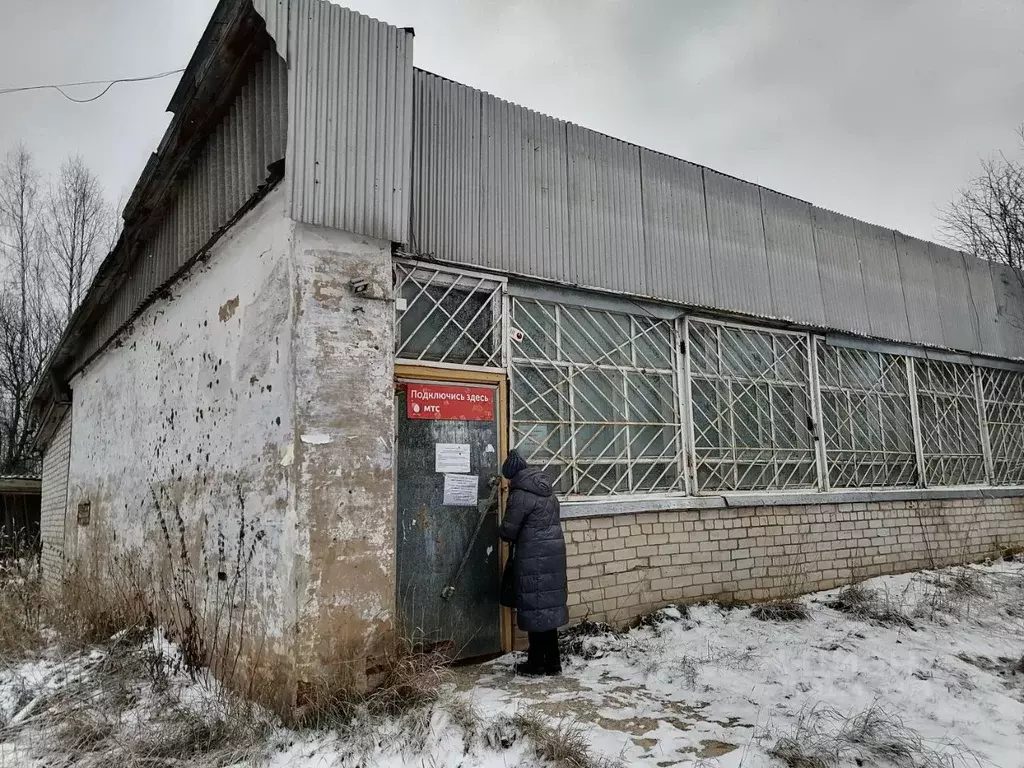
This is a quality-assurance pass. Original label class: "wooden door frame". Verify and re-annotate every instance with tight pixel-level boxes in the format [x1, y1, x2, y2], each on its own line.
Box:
[393, 364, 514, 655]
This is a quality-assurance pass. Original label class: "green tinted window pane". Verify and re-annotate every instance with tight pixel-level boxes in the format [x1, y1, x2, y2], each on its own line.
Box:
[512, 299, 558, 360]
[634, 318, 673, 370]
[561, 306, 630, 366]
[399, 283, 495, 364]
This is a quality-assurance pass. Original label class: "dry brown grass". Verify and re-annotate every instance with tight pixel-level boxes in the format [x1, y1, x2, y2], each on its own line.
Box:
[770, 701, 981, 768]
[295, 640, 452, 731]
[486, 711, 623, 768]
[0, 628, 273, 768]
[0, 559, 44, 660]
[824, 583, 915, 629]
[751, 598, 811, 622]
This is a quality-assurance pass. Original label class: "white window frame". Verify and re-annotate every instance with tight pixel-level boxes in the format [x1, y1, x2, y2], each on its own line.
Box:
[685, 316, 819, 494]
[394, 259, 507, 373]
[509, 296, 687, 499]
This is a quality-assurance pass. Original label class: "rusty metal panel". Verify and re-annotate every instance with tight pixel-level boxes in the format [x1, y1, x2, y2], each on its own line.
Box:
[990, 262, 1024, 358]
[929, 244, 981, 353]
[75, 46, 288, 367]
[565, 125, 645, 294]
[409, 71, 482, 264]
[964, 255, 1002, 356]
[640, 150, 714, 308]
[811, 207, 871, 335]
[704, 170, 773, 318]
[761, 189, 826, 325]
[894, 232, 944, 347]
[257, 0, 414, 243]
[856, 220, 911, 342]
[480, 92, 571, 282]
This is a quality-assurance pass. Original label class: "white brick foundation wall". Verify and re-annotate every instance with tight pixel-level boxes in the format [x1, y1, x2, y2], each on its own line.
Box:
[562, 497, 1024, 626]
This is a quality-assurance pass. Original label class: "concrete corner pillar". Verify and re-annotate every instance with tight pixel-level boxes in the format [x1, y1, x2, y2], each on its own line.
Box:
[290, 221, 395, 695]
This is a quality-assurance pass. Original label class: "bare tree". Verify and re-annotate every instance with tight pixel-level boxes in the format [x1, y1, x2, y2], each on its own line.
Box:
[44, 156, 116, 323]
[941, 127, 1024, 270]
[0, 147, 59, 474]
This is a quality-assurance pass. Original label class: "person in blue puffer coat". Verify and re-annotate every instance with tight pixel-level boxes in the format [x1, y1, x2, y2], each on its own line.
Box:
[499, 448, 569, 676]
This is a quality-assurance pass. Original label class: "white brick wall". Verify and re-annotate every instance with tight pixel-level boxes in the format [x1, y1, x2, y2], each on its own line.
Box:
[40, 410, 72, 585]
[563, 497, 1024, 626]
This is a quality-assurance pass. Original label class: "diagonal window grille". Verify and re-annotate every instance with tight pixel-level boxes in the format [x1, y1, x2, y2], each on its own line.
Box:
[914, 359, 985, 486]
[816, 344, 917, 488]
[980, 367, 1024, 485]
[509, 297, 685, 497]
[394, 261, 504, 368]
[688, 319, 816, 492]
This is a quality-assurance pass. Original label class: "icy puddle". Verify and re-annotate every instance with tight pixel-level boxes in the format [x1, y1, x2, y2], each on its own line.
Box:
[454, 663, 753, 764]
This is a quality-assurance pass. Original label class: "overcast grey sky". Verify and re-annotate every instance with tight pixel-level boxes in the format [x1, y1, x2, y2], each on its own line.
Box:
[1, 0, 1022, 244]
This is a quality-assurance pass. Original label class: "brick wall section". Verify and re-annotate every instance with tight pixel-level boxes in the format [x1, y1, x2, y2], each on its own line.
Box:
[40, 411, 72, 586]
[562, 497, 1024, 626]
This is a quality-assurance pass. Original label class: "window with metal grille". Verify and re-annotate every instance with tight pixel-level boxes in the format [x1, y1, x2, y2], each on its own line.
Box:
[980, 367, 1024, 485]
[688, 319, 816, 492]
[816, 343, 917, 488]
[509, 297, 685, 497]
[914, 359, 986, 486]
[394, 261, 504, 369]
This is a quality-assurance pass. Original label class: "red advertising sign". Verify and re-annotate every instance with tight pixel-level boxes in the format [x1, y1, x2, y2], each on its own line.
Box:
[405, 383, 495, 421]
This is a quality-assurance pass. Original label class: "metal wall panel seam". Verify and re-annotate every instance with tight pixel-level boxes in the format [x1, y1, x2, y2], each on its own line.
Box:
[893, 231, 944, 347]
[638, 150, 714, 309]
[757, 187, 779, 319]
[704, 170, 774, 318]
[700, 166, 718, 307]
[813, 208, 872, 335]
[932, 244, 982, 353]
[761, 188, 827, 326]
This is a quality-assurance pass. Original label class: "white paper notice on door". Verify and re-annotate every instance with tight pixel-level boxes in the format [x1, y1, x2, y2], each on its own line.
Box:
[443, 474, 478, 506]
[435, 443, 471, 473]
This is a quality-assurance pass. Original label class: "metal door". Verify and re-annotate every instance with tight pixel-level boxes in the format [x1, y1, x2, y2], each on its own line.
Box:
[395, 382, 502, 659]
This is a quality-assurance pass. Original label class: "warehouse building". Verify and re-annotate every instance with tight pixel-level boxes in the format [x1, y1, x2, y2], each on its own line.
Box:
[31, 0, 1024, 709]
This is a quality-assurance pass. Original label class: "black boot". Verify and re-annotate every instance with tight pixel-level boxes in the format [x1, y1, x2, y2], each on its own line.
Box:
[515, 634, 546, 676]
[543, 630, 562, 676]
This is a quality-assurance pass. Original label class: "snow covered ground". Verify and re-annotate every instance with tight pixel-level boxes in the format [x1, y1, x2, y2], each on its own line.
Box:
[0, 558, 1021, 767]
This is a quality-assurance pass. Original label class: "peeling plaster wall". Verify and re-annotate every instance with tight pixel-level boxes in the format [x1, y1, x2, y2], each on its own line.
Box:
[65, 186, 302, 711]
[289, 222, 396, 695]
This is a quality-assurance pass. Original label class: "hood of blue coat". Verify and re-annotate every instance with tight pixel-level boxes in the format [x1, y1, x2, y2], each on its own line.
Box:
[510, 466, 553, 497]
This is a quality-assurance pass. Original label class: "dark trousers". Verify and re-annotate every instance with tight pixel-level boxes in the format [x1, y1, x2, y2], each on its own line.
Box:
[527, 630, 561, 670]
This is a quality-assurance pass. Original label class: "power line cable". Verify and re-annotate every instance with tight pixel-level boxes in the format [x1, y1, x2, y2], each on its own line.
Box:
[0, 69, 185, 103]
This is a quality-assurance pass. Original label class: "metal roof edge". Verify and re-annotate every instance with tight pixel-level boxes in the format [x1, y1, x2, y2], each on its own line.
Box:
[32, 0, 270, 424]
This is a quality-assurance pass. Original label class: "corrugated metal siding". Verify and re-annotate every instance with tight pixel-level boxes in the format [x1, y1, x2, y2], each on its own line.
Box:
[480, 92, 571, 281]
[856, 220, 911, 342]
[930, 244, 981, 353]
[566, 125, 645, 293]
[812, 207, 871, 335]
[894, 232, 945, 347]
[257, 0, 413, 243]
[75, 46, 288, 367]
[639, 150, 714, 308]
[964, 255, 1001, 356]
[704, 170, 774, 318]
[40, 410, 71, 585]
[761, 189, 826, 325]
[403, 62, 1024, 360]
[990, 262, 1024, 358]
[410, 72, 481, 263]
